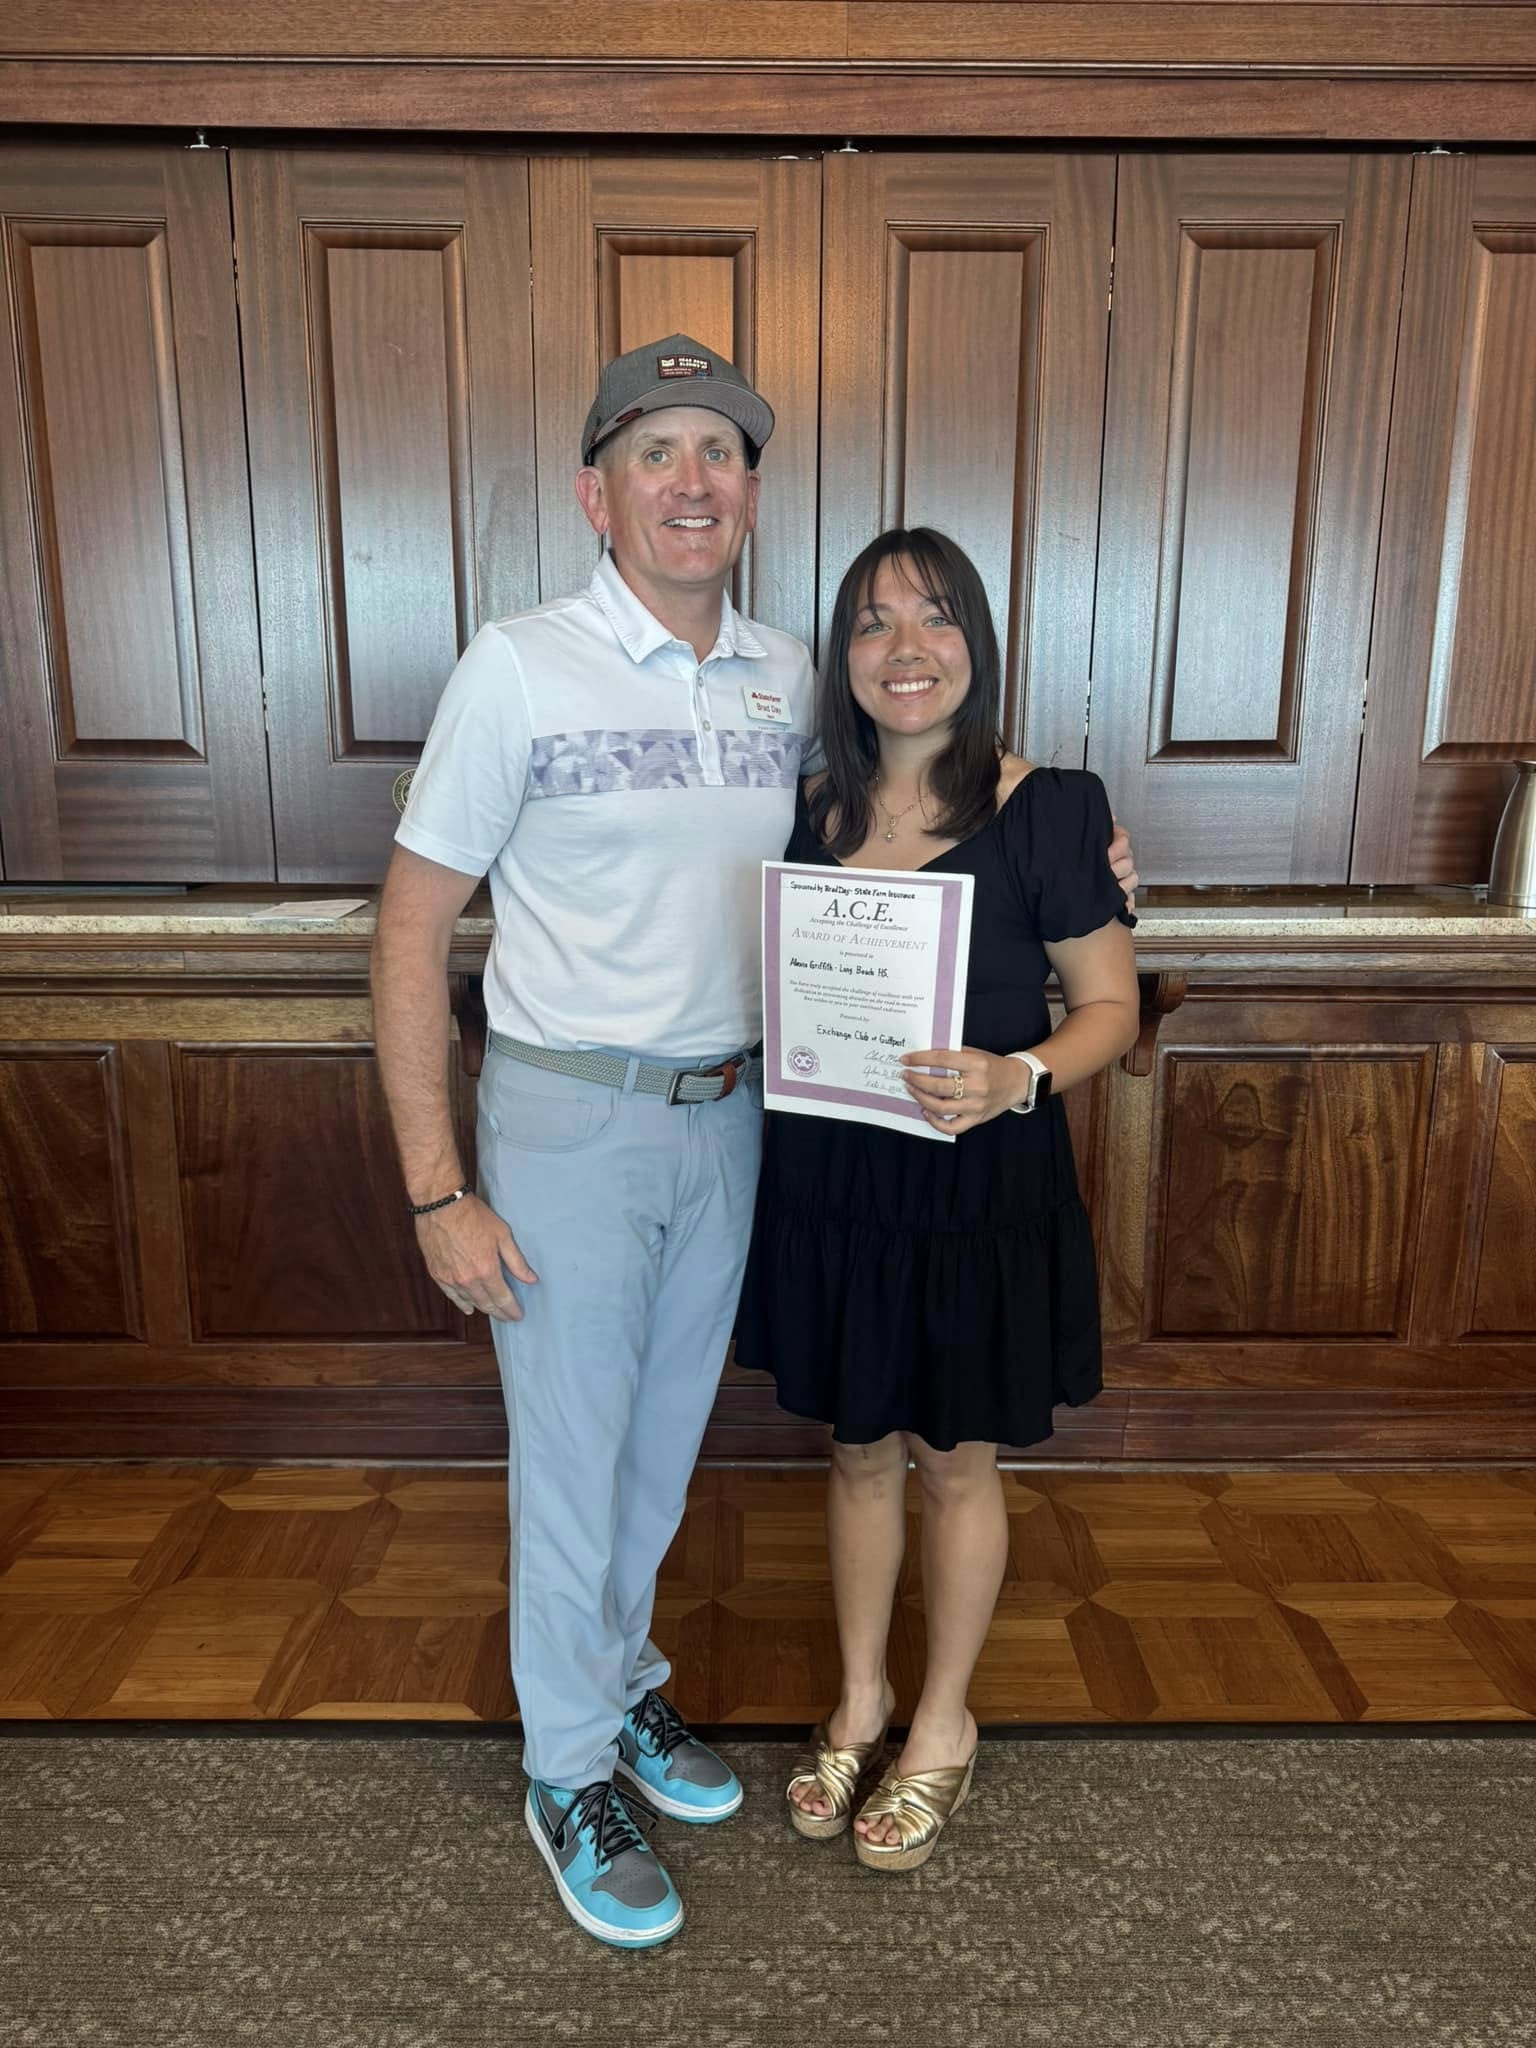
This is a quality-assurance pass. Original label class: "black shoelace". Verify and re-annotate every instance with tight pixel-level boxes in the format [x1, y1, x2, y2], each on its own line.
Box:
[567, 1778, 657, 1863]
[633, 1689, 693, 1762]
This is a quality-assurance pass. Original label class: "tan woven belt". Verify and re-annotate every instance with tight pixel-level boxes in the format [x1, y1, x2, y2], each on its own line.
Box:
[488, 1031, 757, 1105]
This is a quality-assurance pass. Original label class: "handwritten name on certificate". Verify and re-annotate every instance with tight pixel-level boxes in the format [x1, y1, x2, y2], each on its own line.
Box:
[761, 861, 974, 1141]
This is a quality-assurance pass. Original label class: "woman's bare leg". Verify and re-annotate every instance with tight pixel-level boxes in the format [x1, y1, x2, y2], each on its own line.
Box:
[789, 1431, 907, 1819]
[854, 1436, 1004, 1846]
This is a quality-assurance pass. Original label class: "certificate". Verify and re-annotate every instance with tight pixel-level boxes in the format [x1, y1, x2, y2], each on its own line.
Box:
[761, 860, 973, 1141]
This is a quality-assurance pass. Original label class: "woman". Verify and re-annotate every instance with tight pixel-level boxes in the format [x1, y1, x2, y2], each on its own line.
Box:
[735, 527, 1140, 1871]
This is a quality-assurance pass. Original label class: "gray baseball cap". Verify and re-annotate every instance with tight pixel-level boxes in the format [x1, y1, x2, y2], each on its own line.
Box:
[580, 332, 775, 469]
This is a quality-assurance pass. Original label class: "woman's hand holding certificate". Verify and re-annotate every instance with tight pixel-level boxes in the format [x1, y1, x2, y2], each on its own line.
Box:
[761, 860, 974, 1141]
[899, 1043, 1035, 1134]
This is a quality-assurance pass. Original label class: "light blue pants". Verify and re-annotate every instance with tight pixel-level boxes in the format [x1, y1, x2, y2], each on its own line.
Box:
[476, 1043, 763, 1792]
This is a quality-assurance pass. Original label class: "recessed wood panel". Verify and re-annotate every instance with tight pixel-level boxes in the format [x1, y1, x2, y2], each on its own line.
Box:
[531, 158, 820, 642]
[1353, 155, 1536, 882]
[173, 1046, 460, 1342]
[0, 146, 271, 880]
[1464, 1051, 1536, 1338]
[0, 1046, 140, 1339]
[15, 228, 197, 754]
[1156, 231, 1332, 758]
[234, 149, 536, 882]
[1153, 1047, 1435, 1340]
[821, 154, 1113, 758]
[603, 235, 746, 365]
[1090, 154, 1409, 882]
[1421, 232, 1536, 759]
[308, 231, 470, 753]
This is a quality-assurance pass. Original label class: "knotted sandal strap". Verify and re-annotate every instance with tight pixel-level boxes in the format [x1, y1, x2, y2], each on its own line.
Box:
[855, 1755, 975, 1853]
[786, 1720, 886, 1819]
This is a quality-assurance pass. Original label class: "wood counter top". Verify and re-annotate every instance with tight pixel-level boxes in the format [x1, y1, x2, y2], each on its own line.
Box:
[2, 885, 1532, 988]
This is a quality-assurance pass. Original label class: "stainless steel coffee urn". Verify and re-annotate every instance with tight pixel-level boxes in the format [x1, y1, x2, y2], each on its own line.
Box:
[1489, 761, 1536, 912]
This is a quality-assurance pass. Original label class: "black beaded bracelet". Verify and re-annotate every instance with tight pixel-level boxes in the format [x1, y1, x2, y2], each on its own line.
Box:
[407, 1183, 473, 1216]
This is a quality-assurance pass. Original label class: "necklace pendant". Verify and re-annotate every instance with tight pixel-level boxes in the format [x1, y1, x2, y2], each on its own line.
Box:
[884, 828, 895, 841]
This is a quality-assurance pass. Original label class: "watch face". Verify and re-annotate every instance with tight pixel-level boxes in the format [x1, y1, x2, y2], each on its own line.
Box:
[1034, 1066, 1052, 1105]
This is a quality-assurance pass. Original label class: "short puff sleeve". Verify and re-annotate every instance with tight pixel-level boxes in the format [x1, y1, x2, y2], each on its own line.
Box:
[1003, 767, 1136, 942]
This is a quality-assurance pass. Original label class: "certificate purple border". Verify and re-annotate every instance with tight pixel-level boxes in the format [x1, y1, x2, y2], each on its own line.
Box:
[762, 863, 967, 1125]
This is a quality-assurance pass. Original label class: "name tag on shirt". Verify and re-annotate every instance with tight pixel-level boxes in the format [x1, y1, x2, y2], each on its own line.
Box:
[743, 686, 793, 726]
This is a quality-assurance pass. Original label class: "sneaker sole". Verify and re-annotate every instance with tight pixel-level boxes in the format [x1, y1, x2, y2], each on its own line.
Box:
[614, 1756, 744, 1824]
[523, 1790, 684, 1949]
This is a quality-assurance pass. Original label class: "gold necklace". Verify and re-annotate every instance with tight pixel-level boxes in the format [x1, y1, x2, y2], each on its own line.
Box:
[873, 774, 927, 843]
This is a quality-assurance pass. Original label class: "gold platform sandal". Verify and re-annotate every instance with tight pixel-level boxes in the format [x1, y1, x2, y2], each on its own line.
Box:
[851, 1750, 977, 1871]
[785, 1718, 891, 1841]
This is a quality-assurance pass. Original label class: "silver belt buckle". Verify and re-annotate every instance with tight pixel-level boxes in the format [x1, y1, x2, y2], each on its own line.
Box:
[666, 1056, 740, 1106]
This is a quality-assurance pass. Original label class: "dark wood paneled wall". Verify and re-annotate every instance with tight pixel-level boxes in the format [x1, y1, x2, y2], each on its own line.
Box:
[2, 950, 1534, 1464]
[3, 132, 1534, 884]
[7, 142, 1532, 887]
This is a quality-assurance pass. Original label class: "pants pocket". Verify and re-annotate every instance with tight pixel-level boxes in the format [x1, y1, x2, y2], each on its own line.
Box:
[480, 1060, 617, 1155]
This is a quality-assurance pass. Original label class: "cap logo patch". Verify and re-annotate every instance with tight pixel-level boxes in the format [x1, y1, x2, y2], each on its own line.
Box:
[658, 353, 712, 378]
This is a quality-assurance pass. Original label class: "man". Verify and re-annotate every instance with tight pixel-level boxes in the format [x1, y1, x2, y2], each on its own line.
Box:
[371, 333, 1137, 1949]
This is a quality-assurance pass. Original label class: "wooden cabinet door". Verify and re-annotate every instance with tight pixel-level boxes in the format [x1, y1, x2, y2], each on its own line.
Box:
[530, 156, 821, 640]
[1089, 155, 1411, 883]
[1095, 989, 1536, 1459]
[0, 988, 494, 1461]
[1353, 154, 1536, 883]
[233, 150, 537, 883]
[0, 146, 271, 881]
[820, 153, 1114, 761]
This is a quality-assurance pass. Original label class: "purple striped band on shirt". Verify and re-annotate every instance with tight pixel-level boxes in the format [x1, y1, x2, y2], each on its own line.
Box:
[526, 728, 805, 798]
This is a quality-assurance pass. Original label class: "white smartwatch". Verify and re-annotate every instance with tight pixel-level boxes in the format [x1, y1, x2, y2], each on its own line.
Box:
[1006, 1049, 1053, 1114]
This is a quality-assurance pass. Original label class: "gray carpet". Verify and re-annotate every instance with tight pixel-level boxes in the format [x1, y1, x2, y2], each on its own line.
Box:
[2, 1733, 1533, 2047]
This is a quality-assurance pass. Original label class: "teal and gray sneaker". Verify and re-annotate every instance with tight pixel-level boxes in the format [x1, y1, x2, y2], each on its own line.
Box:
[524, 1778, 683, 1949]
[615, 1689, 743, 1824]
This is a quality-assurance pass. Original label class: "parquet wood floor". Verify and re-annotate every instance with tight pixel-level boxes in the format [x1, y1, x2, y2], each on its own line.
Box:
[2, 1466, 1535, 1724]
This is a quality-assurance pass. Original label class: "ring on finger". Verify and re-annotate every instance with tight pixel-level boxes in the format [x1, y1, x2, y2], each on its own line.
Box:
[952, 1071, 965, 1101]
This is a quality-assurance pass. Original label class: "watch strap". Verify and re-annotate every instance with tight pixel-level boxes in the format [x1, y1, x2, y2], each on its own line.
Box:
[1006, 1049, 1051, 1114]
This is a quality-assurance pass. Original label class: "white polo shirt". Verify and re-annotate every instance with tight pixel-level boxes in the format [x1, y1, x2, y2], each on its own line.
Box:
[396, 553, 814, 1061]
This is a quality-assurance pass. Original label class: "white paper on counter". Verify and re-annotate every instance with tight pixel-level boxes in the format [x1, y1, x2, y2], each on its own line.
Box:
[244, 898, 370, 920]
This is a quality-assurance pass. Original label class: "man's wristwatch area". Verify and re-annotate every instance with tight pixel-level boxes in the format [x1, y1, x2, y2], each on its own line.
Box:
[1005, 1049, 1053, 1114]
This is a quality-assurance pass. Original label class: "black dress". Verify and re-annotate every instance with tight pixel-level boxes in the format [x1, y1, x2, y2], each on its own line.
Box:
[735, 766, 1135, 1452]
